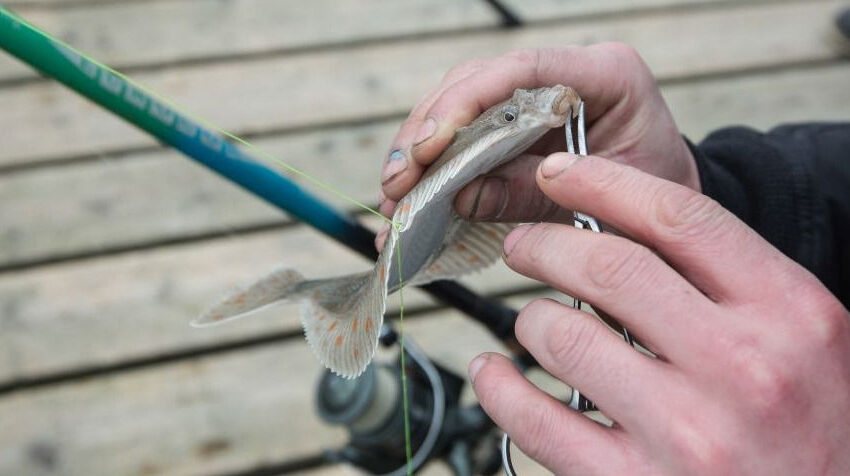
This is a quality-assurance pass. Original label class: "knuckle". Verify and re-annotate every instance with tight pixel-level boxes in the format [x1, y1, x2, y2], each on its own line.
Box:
[398, 115, 421, 132]
[600, 41, 643, 66]
[545, 314, 599, 373]
[802, 290, 850, 349]
[514, 298, 557, 343]
[579, 158, 629, 192]
[587, 240, 654, 295]
[444, 58, 484, 82]
[666, 418, 731, 472]
[503, 47, 539, 64]
[728, 341, 797, 416]
[520, 224, 561, 267]
[653, 187, 727, 243]
[513, 405, 562, 462]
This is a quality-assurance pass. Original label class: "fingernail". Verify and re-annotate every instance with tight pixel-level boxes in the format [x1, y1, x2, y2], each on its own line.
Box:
[414, 118, 437, 145]
[382, 149, 408, 184]
[503, 224, 532, 257]
[468, 353, 489, 382]
[540, 152, 579, 179]
[456, 177, 507, 220]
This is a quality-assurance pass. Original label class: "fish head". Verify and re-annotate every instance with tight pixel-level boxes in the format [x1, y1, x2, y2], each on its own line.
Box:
[460, 84, 580, 165]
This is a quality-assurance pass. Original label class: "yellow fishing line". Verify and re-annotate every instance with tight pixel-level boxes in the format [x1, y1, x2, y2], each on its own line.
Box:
[393, 222, 414, 476]
[7, 6, 415, 472]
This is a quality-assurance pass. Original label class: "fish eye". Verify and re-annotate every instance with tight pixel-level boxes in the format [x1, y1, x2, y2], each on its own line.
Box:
[503, 110, 516, 122]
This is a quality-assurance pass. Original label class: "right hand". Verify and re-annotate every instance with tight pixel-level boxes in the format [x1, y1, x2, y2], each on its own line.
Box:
[376, 42, 700, 249]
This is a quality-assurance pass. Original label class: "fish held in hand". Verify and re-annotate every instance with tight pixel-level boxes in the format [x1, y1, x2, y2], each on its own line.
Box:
[193, 85, 580, 378]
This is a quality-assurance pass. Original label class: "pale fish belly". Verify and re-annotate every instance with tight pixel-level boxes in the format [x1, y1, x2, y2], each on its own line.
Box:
[385, 195, 454, 291]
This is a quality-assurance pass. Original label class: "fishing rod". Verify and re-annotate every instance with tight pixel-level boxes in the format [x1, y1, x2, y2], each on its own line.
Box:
[0, 7, 520, 474]
[0, 6, 519, 341]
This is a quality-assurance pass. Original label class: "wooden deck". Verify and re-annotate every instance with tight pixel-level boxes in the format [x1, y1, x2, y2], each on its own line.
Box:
[1, 0, 848, 474]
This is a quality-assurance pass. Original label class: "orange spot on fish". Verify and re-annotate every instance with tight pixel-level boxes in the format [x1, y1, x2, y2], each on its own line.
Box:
[364, 319, 373, 332]
[379, 265, 386, 282]
[353, 349, 360, 358]
[334, 335, 344, 347]
[234, 295, 245, 304]
[352, 317, 359, 331]
[328, 321, 338, 331]
[455, 243, 467, 251]
[467, 255, 481, 264]
[401, 203, 411, 213]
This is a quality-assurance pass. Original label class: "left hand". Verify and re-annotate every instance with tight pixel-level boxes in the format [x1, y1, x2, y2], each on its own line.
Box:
[469, 152, 850, 475]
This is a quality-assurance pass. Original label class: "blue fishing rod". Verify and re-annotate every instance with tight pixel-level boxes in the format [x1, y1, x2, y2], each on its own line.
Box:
[0, 9, 519, 474]
[0, 6, 519, 343]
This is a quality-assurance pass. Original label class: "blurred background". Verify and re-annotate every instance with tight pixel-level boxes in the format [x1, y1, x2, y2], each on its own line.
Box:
[0, 0, 848, 474]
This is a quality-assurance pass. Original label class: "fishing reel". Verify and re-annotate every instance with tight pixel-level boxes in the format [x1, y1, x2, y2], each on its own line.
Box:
[315, 325, 503, 475]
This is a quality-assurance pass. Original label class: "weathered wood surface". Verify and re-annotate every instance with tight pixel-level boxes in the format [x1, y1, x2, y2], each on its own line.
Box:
[3, 64, 850, 270]
[2, 0, 849, 474]
[0, 211, 543, 382]
[0, 0, 780, 85]
[0, 293, 556, 476]
[0, 0, 498, 82]
[2, 62, 849, 384]
[0, 0, 844, 168]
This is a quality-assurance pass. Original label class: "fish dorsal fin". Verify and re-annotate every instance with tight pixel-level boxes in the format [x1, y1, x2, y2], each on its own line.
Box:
[406, 220, 512, 286]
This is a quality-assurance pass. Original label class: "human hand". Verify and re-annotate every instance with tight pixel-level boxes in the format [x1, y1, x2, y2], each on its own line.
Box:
[468, 152, 850, 475]
[376, 42, 700, 249]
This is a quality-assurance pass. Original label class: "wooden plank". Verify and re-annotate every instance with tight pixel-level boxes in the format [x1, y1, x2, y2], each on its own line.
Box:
[0, 0, 844, 168]
[2, 64, 849, 380]
[0, 120, 396, 267]
[668, 65, 850, 140]
[0, 210, 541, 381]
[3, 62, 850, 269]
[0, 295, 551, 476]
[0, 0, 498, 82]
[0, 340, 349, 476]
[0, 0, 780, 84]
[500, 0, 737, 21]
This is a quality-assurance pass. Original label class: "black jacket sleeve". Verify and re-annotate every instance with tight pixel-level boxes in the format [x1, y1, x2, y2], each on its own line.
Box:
[687, 123, 850, 309]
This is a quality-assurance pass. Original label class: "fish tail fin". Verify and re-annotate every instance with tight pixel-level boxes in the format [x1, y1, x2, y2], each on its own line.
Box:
[301, 267, 387, 378]
[192, 267, 307, 327]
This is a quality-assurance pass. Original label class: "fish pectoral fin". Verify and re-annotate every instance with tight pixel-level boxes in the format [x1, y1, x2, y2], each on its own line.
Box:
[192, 267, 305, 327]
[406, 221, 513, 286]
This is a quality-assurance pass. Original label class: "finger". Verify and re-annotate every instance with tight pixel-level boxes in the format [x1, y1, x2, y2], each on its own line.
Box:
[503, 223, 719, 365]
[378, 193, 397, 219]
[535, 153, 807, 304]
[454, 154, 574, 223]
[413, 43, 637, 166]
[374, 223, 390, 251]
[381, 60, 485, 201]
[513, 298, 675, 430]
[469, 352, 631, 474]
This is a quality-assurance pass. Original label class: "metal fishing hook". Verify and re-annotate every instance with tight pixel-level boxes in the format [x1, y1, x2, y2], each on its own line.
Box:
[500, 101, 637, 475]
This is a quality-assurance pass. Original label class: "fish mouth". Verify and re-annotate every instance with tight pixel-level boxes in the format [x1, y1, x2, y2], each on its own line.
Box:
[553, 85, 581, 119]
[537, 85, 581, 128]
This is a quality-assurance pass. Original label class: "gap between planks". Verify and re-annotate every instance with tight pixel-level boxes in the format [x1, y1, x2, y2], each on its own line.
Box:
[0, 0, 845, 168]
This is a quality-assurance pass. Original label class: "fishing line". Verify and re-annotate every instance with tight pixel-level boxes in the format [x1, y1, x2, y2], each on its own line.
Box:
[1, 6, 416, 473]
[393, 223, 414, 476]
